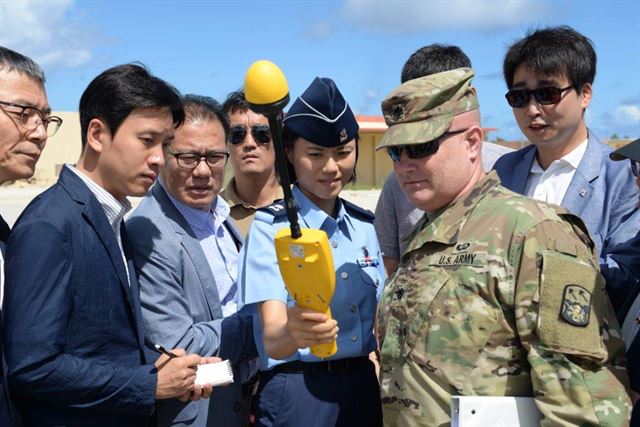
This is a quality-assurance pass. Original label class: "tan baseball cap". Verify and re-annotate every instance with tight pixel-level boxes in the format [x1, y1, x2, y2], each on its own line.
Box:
[376, 67, 479, 150]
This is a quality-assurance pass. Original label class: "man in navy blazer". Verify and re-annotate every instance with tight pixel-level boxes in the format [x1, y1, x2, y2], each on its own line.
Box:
[0, 45, 59, 427]
[493, 26, 640, 311]
[2, 64, 206, 426]
[127, 95, 257, 427]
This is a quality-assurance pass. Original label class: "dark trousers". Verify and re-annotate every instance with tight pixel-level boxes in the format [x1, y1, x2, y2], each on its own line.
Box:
[255, 359, 382, 427]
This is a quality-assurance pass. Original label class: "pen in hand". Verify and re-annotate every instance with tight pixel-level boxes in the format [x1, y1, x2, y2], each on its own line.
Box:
[154, 344, 178, 358]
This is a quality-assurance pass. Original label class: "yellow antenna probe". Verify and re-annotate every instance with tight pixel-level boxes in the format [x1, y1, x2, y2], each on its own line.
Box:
[244, 60, 337, 358]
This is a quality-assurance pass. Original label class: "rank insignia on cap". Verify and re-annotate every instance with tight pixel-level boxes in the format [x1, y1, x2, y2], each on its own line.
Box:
[560, 284, 591, 327]
[392, 104, 405, 121]
[357, 245, 379, 267]
[339, 128, 348, 143]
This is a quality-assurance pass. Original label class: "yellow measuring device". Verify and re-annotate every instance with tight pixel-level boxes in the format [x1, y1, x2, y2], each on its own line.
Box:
[244, 60, 337, 358]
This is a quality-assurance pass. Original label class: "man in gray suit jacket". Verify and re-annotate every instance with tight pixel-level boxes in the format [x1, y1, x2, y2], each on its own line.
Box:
[127, 95, 257, 426]
[493, 26, 640, 312]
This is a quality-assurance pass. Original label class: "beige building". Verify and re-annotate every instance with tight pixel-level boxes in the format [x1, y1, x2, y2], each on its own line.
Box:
[27, 111, 82, 184]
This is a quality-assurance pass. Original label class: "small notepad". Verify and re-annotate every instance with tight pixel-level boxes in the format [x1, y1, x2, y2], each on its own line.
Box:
[195, 360, 234, 386]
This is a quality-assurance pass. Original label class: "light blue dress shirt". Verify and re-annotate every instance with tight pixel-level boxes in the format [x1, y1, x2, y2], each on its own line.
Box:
[161, 180, 239, 317]
[238, 185, 386, 370]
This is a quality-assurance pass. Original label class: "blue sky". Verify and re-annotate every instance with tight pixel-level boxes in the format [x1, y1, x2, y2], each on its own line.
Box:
[1, 0, 638, 141]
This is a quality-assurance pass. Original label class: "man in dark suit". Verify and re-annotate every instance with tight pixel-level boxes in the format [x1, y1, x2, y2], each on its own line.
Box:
[2, 63, 206, 426]
[0, 45, 60, 427]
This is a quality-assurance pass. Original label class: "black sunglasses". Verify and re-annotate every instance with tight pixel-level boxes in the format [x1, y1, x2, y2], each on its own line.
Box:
[386, 129, 468, 162]
[505, 85, 575, 108]
[631, 160, 640, 178]
[229, 125, 271, 145]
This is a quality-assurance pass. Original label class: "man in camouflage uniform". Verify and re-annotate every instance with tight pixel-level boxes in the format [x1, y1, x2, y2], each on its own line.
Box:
[375, 67, 632, 426]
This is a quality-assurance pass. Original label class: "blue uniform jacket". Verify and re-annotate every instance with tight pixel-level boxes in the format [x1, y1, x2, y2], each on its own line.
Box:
[493, 130, 640, 312]
[2, 167, 157, 426]
[238, 185, 386, 370]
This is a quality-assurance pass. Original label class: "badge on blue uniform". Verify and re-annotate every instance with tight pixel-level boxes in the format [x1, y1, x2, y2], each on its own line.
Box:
[356, 246, 379, 267]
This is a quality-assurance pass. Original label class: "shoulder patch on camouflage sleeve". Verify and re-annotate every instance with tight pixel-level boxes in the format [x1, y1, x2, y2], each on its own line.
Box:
[560, 284, 591, 327]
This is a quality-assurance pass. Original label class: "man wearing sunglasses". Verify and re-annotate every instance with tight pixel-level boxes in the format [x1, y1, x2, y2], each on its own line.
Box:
[493, 26, 640, 317]
[374, 44, 512, 276]
[0, 45, 57, 427]
[127, 95, 257, 427]
[376, 68, 631, 426]
[221, 90, 283, 238]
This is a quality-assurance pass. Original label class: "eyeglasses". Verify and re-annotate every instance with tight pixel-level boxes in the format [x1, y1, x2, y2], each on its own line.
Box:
[0, 100, 63, 137]
[168, 151, 229, 169]
[386, 129, 468, 162]
[505, 85, 574, 108]
[228, 125, 271, 145]
[631, 160, 640, 177]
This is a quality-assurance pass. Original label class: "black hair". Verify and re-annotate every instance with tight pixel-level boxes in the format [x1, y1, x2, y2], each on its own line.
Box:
[0, 45, 45, 84]
[182, 94, 229, 138]
[401, 44, 472, 83]
[281, 125, 358, 184]
[222, 89, 251, 115]
[503, 26, 596, 90]
[79, 63, 184, 148]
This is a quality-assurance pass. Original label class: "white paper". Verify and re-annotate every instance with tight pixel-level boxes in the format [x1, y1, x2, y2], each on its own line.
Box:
[195, 360, 234, 386]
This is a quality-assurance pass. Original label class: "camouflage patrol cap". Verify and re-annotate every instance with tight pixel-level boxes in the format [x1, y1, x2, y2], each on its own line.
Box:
[376, 67, 479, 150]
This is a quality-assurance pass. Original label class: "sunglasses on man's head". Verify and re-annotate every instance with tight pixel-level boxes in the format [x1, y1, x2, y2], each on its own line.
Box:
[505, 85, 575, 108]
[228, 125, 271, 145]
[386, 129, 468, 162]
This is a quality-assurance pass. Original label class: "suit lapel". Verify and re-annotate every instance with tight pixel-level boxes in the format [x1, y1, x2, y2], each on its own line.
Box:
[503, 145, 537, 194]
[561, 134, 600, 215]
[152, 185, 223, 319]
[121, 224, 147, 352]
[60, 168, 136, 311]
[0, 214, 10, 243]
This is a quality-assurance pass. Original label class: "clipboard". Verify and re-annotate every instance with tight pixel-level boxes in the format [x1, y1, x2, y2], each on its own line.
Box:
[451, 396, 542, 427]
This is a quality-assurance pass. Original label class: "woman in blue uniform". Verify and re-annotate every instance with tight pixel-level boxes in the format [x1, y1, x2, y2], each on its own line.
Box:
[238, 77, 385, 427]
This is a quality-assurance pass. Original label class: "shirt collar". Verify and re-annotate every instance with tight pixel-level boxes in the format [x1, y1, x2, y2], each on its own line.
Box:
[221, 177, 285, 209]
[220, 177, 249, 208]
[531, 138, 588, 174]
[66, 164, 131, 229]
[159, 178, 230, 231]
[406, 171, 501, 252]
[292, 185, 351, 232]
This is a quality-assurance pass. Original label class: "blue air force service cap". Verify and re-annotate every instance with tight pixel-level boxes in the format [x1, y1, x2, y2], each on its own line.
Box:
[284, 77, 359, 147]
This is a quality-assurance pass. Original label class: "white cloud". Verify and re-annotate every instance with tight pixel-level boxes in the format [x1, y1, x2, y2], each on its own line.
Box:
[301, 20, 334, 39]
[341, 0, 553, 33]
[0, 0, 96, 68]
[615, 104, 640, 124]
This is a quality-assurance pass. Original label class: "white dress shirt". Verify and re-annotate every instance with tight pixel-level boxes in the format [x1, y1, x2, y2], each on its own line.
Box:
[525, 139, 588, 205]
